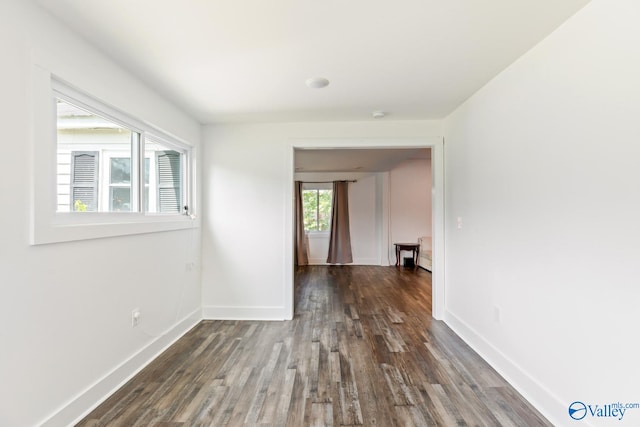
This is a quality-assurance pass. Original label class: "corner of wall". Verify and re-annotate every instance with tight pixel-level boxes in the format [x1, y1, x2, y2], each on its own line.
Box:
[443, 310, 586, 427]
[39, 309, 202, 427]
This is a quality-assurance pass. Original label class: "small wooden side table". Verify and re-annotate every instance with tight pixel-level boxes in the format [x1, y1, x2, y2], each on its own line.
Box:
[394, 243, 420, 270]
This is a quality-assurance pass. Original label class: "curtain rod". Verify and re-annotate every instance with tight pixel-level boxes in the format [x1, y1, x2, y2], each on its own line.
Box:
[300, 180, 357, 183]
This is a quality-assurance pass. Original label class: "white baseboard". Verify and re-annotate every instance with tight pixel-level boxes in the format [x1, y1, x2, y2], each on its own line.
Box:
[307, 258, 381, 265]
[443, 310, 590, 427]
[203, 305, 287, 321]
[40, 308, 202, 427]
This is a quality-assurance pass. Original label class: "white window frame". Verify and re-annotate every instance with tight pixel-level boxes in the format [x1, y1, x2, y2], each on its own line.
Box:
[31, 71, 197, 245]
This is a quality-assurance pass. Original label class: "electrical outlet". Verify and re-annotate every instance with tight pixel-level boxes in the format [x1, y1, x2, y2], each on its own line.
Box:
[132, 309, 141, 327]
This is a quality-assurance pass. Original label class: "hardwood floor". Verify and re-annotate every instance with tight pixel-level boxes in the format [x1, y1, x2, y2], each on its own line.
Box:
[77, 266, 551, 426]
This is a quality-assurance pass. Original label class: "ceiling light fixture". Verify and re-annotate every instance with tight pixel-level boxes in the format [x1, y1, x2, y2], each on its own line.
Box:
[372, 111, 385, 119]
[305, 77, 330, 89]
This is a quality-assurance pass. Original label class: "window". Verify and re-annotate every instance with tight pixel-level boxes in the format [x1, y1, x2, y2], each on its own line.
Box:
[55, 85, 190, 216]
[303, 188, 332, 231]
[108, 157, 132, 212]
[30, 71, 197, 245]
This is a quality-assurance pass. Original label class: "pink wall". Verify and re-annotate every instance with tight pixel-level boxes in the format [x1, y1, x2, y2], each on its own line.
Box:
[389, 159, 432, 250]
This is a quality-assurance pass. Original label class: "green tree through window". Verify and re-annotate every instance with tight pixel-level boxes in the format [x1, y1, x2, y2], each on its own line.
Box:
[303, 189, 332, 231]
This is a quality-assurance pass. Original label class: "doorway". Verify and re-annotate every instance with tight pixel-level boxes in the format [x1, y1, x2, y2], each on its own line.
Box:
[285, 138, 445, 320]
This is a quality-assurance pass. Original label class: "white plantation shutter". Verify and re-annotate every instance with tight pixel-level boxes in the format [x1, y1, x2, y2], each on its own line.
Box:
[156, 150, 181, 213]
[70, 151, 99, 211]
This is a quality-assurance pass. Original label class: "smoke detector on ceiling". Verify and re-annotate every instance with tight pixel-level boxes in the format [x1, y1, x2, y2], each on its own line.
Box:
[372, 111, 385, 119]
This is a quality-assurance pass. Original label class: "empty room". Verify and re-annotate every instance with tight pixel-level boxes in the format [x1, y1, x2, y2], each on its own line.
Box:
[2, 0, 639, 426]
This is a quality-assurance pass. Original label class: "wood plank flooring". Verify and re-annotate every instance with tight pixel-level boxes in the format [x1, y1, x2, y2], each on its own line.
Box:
[77, 266, 551, 426]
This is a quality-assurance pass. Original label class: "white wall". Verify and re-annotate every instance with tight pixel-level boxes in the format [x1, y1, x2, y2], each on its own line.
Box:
[389, 159, 432, 263]
[0, 2, 202, 426]
[443, 1, 640, 425]
[202, 121, 442, 320]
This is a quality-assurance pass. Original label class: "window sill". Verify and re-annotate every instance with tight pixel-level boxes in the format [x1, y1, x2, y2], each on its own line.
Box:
[306, 231, 330, 239]
[31, 213, 200, 245]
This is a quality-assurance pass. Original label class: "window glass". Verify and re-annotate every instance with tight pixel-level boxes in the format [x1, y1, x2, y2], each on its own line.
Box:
[303, 189, 332, 231]
[109, 157, 131, 211]
[145, 139, 184, 213]
[110, 187, 131, 212]
[56, 99, 135, 212]
[56, 99, 187, 215]
[110, 158, 131, 184]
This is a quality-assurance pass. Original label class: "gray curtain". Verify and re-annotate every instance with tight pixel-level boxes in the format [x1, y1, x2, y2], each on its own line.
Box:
[294, 181, 309, 266]
[326, 181, 353, 264]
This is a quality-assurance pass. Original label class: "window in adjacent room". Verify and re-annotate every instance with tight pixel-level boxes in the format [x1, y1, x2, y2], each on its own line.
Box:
[302, 187, 332, 232]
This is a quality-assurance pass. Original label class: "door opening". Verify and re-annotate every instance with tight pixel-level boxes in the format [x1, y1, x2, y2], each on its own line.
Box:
[285, 138, 445, 321]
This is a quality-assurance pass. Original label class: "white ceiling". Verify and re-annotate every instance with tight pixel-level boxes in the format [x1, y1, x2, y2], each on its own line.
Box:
[35, 0, 588, 124]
